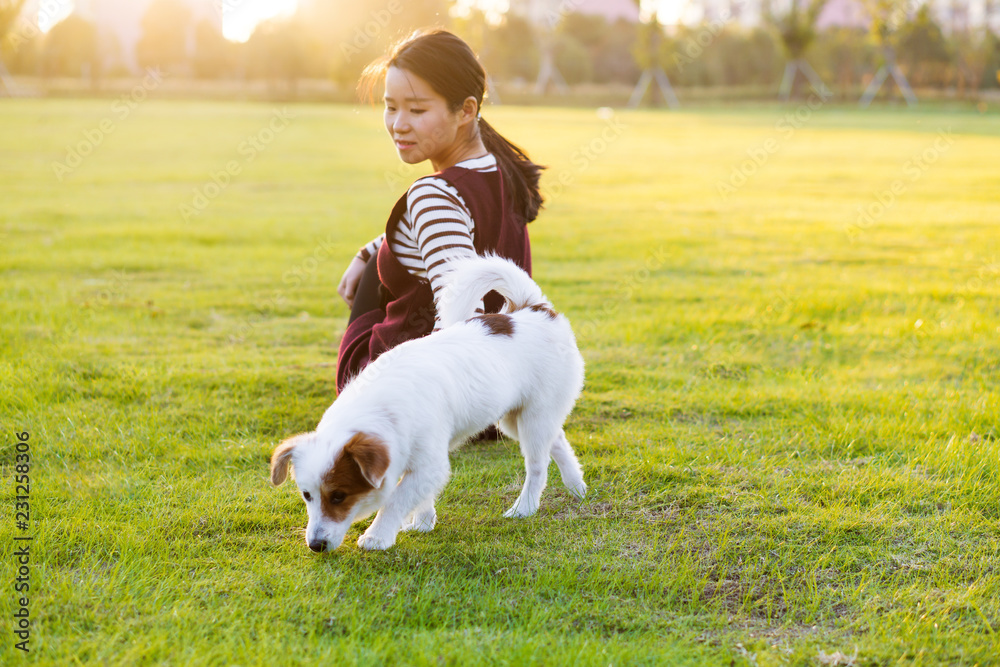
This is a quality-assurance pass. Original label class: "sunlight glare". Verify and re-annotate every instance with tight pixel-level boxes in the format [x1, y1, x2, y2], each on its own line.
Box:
[37, 0, 73, 32]
[652, 0, 689, 25]
[223, 0, 298, 42]
[35, 0, 299, 41]
[450, 0, 509, 26]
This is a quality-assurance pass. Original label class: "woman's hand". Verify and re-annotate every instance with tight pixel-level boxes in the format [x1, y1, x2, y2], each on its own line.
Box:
[337, 256, 368, 308]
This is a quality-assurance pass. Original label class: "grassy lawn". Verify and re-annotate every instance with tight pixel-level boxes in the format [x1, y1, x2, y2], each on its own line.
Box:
[2, 97, 999, 665]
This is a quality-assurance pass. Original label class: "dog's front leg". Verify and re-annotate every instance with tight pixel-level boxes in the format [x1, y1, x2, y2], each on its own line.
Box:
[358, 467, 446, 550]
[402, 497, 437, 532]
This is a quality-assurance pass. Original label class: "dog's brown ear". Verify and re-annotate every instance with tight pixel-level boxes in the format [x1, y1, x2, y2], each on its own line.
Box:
[342, 432, 390, 490]
[270, 433, 312, 486]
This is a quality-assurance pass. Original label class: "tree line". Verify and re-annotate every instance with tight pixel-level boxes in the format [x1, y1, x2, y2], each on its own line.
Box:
[1, 0, 998, 98]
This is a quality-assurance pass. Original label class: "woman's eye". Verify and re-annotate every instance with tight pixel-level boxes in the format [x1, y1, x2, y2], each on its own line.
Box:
[410, 109, 425, 115]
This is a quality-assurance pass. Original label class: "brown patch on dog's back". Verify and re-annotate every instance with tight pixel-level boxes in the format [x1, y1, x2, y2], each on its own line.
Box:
[473, 313, 515, 337]
[320, 433, 389, 522]
[528, 304, 558, 319]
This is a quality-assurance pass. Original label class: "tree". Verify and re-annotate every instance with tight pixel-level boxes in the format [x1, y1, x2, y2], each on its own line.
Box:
[860, 0, 918, 105]
[136, 0, 193, 74]
[952, 28, 997, 95]
[0, 0, 27, 94]
[592, 18, 641, 85]
[244, 18, 309, 96]
[982, 30, 1000, 89]
[812, 27, 875, 99]
[769, 0, 831, 99]
[896, 5, 950, 87]
[295, 0, 454, 88]
[192, 18, 235, 79]
[0, 0, 25, 41]
[557, 12, 639, 85]
[483, 12, 538, 83]
[628, 0, 679, 107]
[42, 14, 98, 79]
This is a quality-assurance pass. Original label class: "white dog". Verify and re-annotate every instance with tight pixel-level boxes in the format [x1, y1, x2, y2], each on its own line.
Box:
[270, 255, 586, 552]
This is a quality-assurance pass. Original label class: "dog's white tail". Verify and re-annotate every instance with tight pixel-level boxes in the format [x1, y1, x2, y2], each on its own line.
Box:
[437, 255, 551, 328]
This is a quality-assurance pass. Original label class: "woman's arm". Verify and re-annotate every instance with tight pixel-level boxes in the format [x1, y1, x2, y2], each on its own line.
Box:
[356, 234, 384, 263]
[407, 178, 484, 330]
[338, 234, 385, 307]
[337, 256, 368, 308]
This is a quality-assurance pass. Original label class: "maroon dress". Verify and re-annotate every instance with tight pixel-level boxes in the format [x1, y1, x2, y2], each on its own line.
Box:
[336, 164, 532, 392]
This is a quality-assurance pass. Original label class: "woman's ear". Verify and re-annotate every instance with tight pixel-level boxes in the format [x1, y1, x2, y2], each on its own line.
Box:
[459, 96, 480, 126]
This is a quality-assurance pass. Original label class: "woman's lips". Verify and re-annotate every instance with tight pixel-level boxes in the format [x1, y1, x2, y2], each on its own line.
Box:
[395, 140, 416, 151]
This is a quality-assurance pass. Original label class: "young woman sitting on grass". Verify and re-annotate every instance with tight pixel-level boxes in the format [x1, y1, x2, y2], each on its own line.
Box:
[335, 29, 545, 394]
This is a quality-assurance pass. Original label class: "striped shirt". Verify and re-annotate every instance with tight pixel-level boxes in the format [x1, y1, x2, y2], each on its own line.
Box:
[356, 153, 498, 330]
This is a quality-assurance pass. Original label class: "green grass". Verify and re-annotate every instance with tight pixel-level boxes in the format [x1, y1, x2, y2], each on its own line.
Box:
[2, 98, 999, 665]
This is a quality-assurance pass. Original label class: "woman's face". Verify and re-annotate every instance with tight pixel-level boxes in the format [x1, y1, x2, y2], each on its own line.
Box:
[383, 66, 469, 170]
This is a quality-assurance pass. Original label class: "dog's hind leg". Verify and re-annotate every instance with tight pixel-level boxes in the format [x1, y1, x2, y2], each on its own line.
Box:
[503, 415, 559, 519]
[550, 430, 586, 499]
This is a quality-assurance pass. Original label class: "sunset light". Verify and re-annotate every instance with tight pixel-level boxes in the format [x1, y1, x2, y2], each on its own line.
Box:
[223, 0, 298, 42]
[34, 0, 299, 41]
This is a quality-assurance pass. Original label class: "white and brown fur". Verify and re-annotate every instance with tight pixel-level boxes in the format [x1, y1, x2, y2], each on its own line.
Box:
[271, 255, 586, 551]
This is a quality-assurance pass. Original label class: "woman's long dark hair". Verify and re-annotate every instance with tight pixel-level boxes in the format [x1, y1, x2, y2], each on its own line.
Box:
[359, 30, 545, 223]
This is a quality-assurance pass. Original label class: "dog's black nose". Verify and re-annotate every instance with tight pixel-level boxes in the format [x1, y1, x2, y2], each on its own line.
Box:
[308, 539, 327, 553]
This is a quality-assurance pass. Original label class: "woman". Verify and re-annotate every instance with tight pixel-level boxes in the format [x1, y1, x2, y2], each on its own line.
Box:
[335, 30, 545, 393]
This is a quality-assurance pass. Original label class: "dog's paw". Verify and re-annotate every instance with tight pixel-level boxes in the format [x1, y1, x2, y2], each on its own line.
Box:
[402, 511, 436, 532]
[566, 481, 587, 499]
[357, 531, 395, 551]
[503, 501, 538, 519]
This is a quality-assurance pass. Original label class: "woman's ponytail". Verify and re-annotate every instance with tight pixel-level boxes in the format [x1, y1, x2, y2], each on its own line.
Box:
[479, 118, 545, 224]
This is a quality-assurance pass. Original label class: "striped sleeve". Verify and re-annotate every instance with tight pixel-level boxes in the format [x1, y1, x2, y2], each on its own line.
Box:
[356, 234, 384, 262]
[406, 177, 484, 331]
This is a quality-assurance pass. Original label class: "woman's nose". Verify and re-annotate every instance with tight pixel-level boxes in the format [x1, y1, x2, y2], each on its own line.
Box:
[392, 114, 410, 133]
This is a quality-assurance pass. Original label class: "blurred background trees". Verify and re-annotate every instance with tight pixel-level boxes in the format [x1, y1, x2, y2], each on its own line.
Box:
[135, 0, 193, 74]
[1, 0, 997, 99]
[42, 12, 98, 78]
